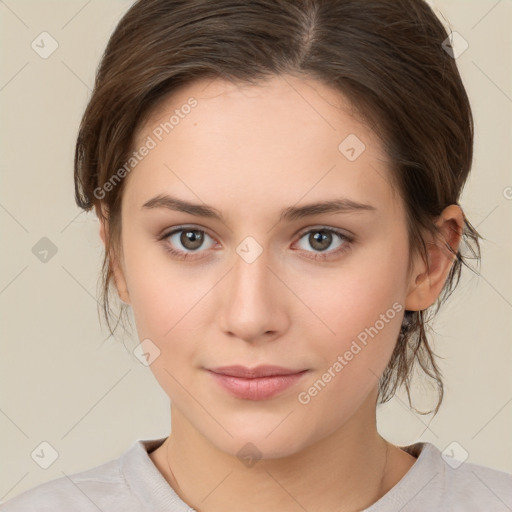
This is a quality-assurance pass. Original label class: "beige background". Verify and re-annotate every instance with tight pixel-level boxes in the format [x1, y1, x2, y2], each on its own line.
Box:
[1, 0, 511, 502]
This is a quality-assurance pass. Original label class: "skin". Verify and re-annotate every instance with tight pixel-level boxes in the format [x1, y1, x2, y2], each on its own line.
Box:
[99, 74, 463, 511]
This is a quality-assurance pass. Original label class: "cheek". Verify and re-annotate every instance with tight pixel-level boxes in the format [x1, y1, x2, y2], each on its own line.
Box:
[293, 254, 407, 424]
[295, 236, 409, 376]
[122, 238, 217, 371]
[121, 237, 192, 338]
[122, 245, 209, 396]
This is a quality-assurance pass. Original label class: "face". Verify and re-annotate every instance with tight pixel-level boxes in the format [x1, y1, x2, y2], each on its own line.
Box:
[109, 75, 416, 459]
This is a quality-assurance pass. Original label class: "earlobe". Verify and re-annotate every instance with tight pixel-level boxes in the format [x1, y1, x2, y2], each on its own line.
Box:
[112, 260, 131, 305]
[99, 217, 106, 245]
[405, 205, 464, 311]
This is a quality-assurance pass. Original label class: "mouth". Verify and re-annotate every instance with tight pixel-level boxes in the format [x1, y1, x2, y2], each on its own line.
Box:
[205, 365, 310, 400]
[207, 365, 308, 378]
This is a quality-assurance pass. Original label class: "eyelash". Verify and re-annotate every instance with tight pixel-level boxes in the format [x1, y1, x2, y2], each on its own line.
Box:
[157, 225, 353, 262]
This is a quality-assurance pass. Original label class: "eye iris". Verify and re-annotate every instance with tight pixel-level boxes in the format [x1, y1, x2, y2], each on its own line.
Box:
[310, 230, 332, 251]
[181, 230, 204, 250]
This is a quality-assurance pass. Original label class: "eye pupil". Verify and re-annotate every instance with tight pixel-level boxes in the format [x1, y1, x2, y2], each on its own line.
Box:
[181, 230, 204, 250]
[310, 231, 332, 251]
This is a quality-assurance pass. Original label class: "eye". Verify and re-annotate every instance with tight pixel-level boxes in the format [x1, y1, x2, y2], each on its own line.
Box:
[158, 225, 352, 262]
[160, 226, 216, 260]
[294, 227, 352, 261]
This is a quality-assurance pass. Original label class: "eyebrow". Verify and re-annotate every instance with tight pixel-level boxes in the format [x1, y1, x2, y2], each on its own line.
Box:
[142, 194, 376, 223]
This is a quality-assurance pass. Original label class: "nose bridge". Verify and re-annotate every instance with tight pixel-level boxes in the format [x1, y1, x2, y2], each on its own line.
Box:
[217, 237, 287, 342]
[232, 243, 270, 300]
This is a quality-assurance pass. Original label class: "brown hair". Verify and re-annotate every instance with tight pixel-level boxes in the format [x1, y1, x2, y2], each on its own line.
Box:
[74, 0, 481, 415]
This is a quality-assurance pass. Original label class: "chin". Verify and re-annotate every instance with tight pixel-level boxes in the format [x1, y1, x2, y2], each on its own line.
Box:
[204, 424, 315, 463]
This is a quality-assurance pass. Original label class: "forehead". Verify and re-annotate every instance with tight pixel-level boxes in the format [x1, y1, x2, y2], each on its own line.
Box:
[135, 74, 380, 151]
[125, 74, 397, 218]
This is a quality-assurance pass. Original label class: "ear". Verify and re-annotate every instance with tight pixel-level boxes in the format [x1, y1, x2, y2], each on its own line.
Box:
[97, 205, 131, 305]
[405, 205, 464, 311]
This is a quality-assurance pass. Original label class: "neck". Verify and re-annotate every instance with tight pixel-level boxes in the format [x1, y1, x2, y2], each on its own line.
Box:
[149, 391, 415, 512]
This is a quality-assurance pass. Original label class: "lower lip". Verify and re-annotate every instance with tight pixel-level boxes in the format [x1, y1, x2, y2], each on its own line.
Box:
[208, 370, 309, 400]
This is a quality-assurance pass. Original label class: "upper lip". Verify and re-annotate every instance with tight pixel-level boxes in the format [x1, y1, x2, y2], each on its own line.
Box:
[207, 365, 308, 378]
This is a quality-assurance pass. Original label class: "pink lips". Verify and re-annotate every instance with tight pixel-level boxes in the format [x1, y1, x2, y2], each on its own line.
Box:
[207, 365, 309, 400]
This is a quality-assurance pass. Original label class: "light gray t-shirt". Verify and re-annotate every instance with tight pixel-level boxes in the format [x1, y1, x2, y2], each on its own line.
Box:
[1, 437, 511, 511]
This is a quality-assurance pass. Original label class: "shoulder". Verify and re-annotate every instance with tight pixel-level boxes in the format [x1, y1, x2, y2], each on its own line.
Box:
[435, 450, 512, 511]
[396, 442, 512, 511]
[0, 448, 140, 512]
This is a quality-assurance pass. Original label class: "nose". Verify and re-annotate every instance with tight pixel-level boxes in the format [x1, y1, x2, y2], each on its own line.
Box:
[216, 246, 290, 345]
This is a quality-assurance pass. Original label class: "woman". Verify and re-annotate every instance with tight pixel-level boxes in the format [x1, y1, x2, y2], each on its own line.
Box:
[3, 0, 511, 510]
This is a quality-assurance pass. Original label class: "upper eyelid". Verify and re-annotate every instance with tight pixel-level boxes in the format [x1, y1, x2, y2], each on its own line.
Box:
[161, 225, 217, 242]
[162, 224, 350, 237]
[296, 225, 352, 239]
